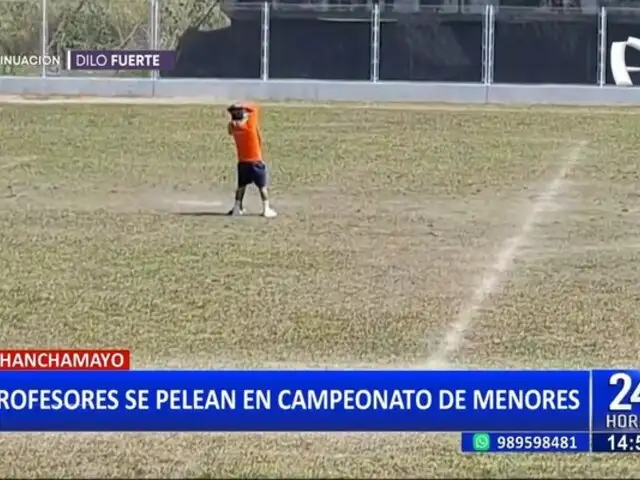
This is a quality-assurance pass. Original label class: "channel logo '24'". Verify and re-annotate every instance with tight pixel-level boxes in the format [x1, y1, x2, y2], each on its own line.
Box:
[609, 373, 640, 411]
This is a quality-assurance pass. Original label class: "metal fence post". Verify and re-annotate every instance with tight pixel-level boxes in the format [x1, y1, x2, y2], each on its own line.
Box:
[482, 4, 494, 84]
[481, 4, 488, 84]
[154, 0, 159, 50]
[152, 0, 160, 80]
[149, 0, 155, 79]
[370, 1, 380, 82]
[41, 0, 47, 77]
[597, 6, 607, 87]
[488, 4, 494, 85]
[261, 1, 270, 81]
[150, 0, 157, 50]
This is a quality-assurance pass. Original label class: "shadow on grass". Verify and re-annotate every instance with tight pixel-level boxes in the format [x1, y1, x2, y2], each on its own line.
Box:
[176, 212, 265, 217]
[176, 211, 228, 217]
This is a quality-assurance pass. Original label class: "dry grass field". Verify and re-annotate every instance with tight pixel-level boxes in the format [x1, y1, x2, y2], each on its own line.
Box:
[1, 99, 639, 478]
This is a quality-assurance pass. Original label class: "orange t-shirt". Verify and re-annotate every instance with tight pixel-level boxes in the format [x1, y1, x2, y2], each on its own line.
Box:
[228, 104, 262, 163]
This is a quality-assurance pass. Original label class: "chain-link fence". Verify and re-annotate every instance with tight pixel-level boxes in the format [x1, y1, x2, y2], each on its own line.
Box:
[1, 0, 640, 84]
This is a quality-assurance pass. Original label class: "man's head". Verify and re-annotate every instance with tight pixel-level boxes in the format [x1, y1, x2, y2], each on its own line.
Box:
[227, 103, 249, 122]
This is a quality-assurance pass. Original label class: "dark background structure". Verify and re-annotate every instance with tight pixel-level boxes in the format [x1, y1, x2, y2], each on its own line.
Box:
[168, 0, 640, 84]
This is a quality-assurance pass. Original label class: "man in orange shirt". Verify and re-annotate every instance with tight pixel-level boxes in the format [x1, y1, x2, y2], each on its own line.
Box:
[226, 103, 277, 218]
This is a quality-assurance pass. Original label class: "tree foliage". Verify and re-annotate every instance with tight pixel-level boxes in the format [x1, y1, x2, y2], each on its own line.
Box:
[0, 0, 229, 73]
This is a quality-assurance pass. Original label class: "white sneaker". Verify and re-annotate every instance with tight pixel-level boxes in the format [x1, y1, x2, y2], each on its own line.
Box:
[262, 207, 277, 218]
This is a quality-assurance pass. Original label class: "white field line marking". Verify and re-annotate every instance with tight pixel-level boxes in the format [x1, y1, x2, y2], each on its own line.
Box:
[426, 142, 585, 368]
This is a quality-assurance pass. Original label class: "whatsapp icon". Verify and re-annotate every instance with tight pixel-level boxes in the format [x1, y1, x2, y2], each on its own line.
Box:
[472, 433, 491, 452]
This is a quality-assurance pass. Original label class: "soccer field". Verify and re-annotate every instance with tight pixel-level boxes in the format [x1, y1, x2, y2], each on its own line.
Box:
[0, 99, 639, 477]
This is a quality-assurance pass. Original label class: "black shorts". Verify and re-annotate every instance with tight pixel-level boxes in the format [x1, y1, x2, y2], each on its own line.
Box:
[237, 162, 267, 188]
